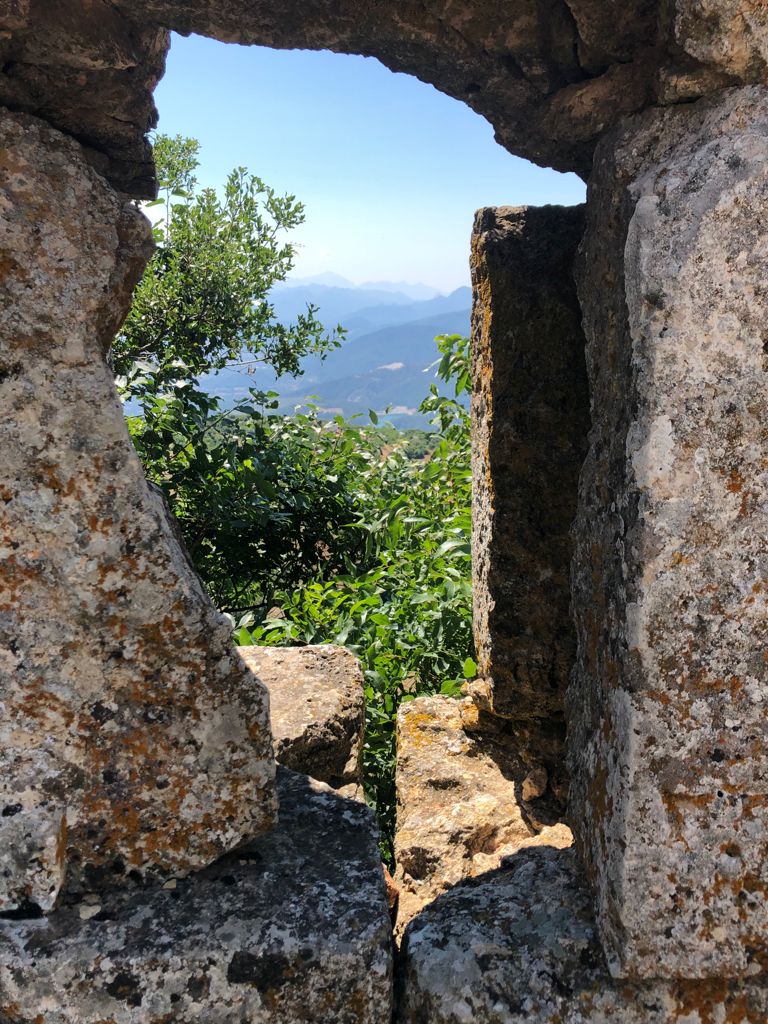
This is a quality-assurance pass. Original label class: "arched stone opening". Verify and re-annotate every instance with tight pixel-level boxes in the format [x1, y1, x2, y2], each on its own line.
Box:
[0, 4, 767, 1021]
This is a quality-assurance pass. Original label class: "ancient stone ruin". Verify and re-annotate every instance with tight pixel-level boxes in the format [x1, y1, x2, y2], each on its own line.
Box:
[0, 2, 766, 1021]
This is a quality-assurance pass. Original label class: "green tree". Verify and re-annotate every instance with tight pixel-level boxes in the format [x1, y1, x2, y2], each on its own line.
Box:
[115, 136, 350, 609]
[112, 133, 341, 388]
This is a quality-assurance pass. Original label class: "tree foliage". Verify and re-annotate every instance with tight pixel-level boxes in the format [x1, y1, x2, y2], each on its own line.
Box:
[116, 136, 474, 856]
[112, 133, 342, 389]
[236, 335, 474, 856]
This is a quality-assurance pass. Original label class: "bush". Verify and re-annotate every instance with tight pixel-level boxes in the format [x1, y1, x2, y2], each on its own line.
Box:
[235, 335, 474, 857]
[117, 136, 474, 856]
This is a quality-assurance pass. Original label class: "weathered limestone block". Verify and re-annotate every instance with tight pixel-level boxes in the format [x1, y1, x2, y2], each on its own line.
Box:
[674, 0, 768, 81]
[238, 645, 365, 789]
[0, 110, 276, 912]
[0, 767, 393, 1023]
[397, 846, 768, 1024]
[470, 205, 590, 791]
[394, 696, 572, 936]
[569, 86, 768, 979]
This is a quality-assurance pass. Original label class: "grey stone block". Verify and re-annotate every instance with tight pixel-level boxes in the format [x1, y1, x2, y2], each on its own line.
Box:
[0, 768, 393, 1023]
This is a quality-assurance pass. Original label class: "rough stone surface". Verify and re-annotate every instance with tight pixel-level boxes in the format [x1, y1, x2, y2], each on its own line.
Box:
[569, 86, 768, 979]
[398, 846, 768, 1024]
[0, 1, 167, 195]
[0, 110, 276, 912]
[675, 0, 768, 80]
[238, 645, 365, 789]
[2, 3, 767, 195]
[394, 696, 572, 937]
[470, 205, 589, 798]
[0, 768, 393, 1024]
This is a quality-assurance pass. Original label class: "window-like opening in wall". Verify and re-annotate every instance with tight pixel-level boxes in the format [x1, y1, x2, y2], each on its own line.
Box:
[115, 32, 587, 862]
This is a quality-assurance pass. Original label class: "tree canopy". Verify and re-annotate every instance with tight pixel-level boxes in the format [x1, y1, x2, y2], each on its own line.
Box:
[111, 133, 341, 389]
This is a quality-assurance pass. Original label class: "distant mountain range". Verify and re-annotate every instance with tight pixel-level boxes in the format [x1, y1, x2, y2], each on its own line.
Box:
[278, 273, 443, 302]
[202, 278, 472, 428]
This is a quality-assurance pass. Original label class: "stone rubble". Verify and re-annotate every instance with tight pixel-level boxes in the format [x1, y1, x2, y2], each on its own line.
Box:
[239, 645, 365, 790]
[0, 768, 393, 1024]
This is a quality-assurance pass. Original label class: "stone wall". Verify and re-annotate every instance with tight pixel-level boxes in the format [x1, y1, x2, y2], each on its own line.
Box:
[569, 85, 768, 980]
[1, 2, 767, 1019]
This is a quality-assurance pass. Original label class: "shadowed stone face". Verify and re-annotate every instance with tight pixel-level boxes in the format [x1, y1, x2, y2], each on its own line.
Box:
[0, 111, 276, 912]
[470, 205, 590, 801]
[569, 85, 768, 980]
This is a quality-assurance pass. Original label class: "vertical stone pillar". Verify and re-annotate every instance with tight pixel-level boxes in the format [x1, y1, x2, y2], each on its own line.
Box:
[0, 110, 276, 912]
[470, 205, 590, 798]
[569, 86, 768, 979]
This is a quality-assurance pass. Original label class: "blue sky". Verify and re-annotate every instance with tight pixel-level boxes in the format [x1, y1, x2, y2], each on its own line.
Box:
[154, 34, 586, 293]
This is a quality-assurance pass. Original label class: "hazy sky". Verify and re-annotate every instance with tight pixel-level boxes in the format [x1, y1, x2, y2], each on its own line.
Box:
[154, 34, 586, 293]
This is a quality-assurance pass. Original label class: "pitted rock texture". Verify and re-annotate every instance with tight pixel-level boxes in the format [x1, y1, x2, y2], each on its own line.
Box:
[0, 110, 275, 912]
[569, 85, 768, 980]
[470, 204, 589, 798]
[674, 1, 768, 80]
[0, 1, 167, 195]
[394, 696, 572, 938]
[238, 645, 365, 789]
[397, 846, 768, 1024]
[2, 3, 767, 195]
[0, 768, 393, 1024]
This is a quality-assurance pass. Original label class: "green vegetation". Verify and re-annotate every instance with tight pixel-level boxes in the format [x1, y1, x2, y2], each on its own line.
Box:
[235, 335, 473, 855]
[116, 136, 474, 857]
[112, 134, 342, 390]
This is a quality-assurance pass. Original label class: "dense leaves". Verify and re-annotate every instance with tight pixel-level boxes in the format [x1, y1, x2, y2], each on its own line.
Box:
[236, 335, 474, 856]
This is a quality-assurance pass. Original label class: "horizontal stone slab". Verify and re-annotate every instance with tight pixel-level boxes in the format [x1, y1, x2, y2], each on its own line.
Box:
[0, 768, 393, 1023]
[398, 846, 768, 1023]
[238, 645, 365, 789]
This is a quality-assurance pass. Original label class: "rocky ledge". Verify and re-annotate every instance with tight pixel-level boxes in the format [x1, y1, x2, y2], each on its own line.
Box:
[0, 768, 393, 1024]
[398, 846, 768, 1023]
